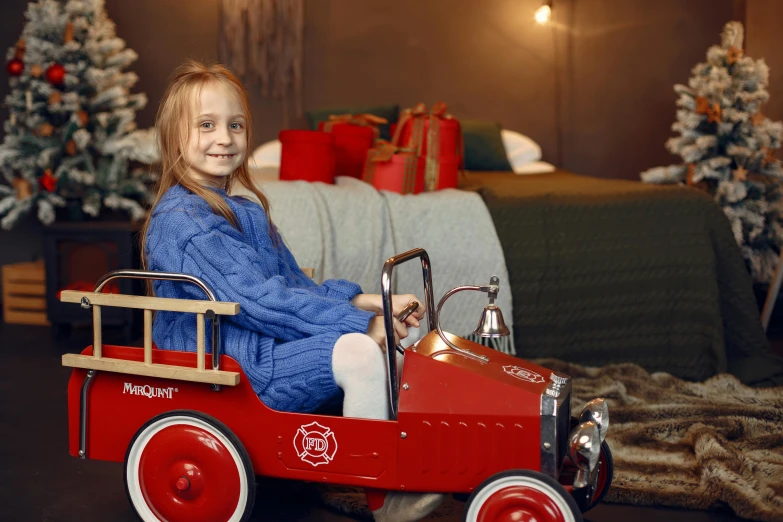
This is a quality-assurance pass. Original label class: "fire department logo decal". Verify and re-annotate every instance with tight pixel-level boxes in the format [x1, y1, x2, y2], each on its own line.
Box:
[294, 422, 338, 467]
[502, 365, 546, 383]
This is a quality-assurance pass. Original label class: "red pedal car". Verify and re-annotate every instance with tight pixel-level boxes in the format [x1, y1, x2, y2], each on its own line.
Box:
[62, 248, 612, 522]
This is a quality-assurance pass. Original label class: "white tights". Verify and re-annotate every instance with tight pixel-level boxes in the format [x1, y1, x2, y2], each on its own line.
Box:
[332, 332, 445, 521]
[332, 332, 405, 421]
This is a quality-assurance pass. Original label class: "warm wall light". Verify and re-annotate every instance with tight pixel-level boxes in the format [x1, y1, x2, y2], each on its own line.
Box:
[535, 0, 552, 24]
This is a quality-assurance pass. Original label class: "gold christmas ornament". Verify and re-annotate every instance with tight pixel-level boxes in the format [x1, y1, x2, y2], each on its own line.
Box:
[77, 110, 88, 126]
[65, 140, 77, 155]
[686, 164, 695, 185]
[695, 96, 710, 115]
[762, 147, 777, 166]
[48, 91, 62, 105]
[38, 123, 54, 137]
[11, 176, 32, 199]
[707, 103, 722, 124]
[732, 165, 748, 182]
[63, 22, 74, 44]
[14, 39, 25, 60]
[726, 46, 743, 65]
[30, 64, 43, 78]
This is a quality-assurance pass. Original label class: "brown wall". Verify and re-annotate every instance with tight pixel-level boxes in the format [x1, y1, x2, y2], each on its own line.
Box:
[560, 0, 738, 178]
[295, 0, 738, 181]
[0, 0, 774, 265]
[114, 0, 738, 181]
[0, 0, 745, 177]
[746, 0, 783, 143]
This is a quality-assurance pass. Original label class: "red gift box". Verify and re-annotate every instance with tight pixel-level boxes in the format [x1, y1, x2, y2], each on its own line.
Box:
[424, 153, 459, 192]
[363, 142, 423, 194]
[279, 130, 336, 184]
[393, 102, 462, 159]
[318, 114, 387, 179]
[363, 141, 458, 194]
[367, 102, 462, 194]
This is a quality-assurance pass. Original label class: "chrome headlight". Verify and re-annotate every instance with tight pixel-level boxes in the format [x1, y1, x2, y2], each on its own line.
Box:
[568, 421, 600, 472]
[579, 398, 609, 442]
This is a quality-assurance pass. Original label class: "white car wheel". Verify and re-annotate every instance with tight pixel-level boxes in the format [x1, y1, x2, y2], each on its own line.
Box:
[124, 411, 254, 522]
[464, 469, 581, 522]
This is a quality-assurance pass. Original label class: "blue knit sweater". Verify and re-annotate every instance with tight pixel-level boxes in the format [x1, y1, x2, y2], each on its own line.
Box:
[145, 184, 376, 412]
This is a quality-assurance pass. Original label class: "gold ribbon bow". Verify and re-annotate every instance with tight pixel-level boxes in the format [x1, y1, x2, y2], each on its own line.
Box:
[363, 140, 419, 193]
[392, 103, 430, 151]
[391, 102, 462, 191]
[429, 101, 449, 119]
[370, 140, 416, 162]
[323, 113, 389, 142]
[327, 113, 388, 126]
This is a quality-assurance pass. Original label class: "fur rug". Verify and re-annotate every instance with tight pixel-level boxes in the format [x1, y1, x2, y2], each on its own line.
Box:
[319, 360, 783, 521]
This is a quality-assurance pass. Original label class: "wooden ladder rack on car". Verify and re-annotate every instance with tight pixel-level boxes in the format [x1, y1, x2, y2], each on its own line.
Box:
[60, 291, 241, 386]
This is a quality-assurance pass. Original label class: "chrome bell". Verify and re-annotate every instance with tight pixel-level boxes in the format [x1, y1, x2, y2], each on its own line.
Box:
[473, 276, 511, 338]
[435, 275, 511, 362]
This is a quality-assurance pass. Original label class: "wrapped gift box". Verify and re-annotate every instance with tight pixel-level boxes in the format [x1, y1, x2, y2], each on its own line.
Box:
[363, 142, 459, 194]
[279, 130, 336, 184]
[318, 114, 386, 179]
[393, 102, 462, 159]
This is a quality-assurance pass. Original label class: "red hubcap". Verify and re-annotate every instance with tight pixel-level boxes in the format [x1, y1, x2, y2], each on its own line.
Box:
[138, 424, 242, 522]
[478, 485, 565, 522]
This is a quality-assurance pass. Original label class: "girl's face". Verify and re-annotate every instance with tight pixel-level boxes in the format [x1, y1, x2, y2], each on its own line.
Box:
[184, 81, 247, 188]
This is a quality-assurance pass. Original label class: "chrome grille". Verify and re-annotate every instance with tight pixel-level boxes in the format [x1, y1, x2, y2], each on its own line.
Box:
[540, 378, 572, 479]
[557, 389, 572, 474]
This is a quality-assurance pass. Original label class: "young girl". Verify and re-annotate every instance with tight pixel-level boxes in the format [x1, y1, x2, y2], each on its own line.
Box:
[141, 60, 443, 521]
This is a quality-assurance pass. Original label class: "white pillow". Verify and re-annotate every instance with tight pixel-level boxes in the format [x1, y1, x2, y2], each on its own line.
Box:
[501, 129, 542, 169]
[250, 139, 282, 168]
[513, 161, 556, 175]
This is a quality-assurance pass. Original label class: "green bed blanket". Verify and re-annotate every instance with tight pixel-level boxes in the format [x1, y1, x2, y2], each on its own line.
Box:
[459, 170, 783, 386]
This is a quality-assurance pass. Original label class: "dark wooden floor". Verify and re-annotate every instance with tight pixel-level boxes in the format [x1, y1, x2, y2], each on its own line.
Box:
[0, 321, 765, 522]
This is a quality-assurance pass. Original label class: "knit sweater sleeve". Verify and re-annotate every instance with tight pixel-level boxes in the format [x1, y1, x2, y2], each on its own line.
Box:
[273, 227, 367, 301]
[153, 208, 375, 342]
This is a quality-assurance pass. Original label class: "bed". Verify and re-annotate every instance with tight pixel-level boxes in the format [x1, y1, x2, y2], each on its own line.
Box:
[243, 147, 783, 386]
[457, 169, 783, 385]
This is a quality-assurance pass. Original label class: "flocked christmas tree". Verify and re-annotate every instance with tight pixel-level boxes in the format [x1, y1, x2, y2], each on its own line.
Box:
[0, 0, 158, 230]
[641, 21, 783, 284]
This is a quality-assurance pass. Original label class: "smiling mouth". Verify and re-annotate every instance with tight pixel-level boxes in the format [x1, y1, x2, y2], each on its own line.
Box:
[208, 154, 236, 159]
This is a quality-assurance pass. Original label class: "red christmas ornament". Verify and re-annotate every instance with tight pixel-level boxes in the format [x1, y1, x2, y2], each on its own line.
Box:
[39, 169, 57, 192]
[6, 58, 24, 77]
[45, 63, 66, 86]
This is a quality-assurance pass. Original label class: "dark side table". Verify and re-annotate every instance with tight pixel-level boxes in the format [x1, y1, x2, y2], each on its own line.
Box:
[42, 221, 142, 341]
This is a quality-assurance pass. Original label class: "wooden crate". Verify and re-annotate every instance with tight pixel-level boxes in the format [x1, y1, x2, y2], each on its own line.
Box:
[2, 260, 49, 326]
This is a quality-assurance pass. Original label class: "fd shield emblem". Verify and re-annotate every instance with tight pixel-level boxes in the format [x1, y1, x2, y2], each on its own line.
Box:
[294, 422, 338, 467]
[502, 365, 545, 383]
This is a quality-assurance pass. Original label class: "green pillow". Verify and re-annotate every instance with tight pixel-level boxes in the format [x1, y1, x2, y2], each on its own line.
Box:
[306, 104, 399, 141]
[461, 119, 512, 171]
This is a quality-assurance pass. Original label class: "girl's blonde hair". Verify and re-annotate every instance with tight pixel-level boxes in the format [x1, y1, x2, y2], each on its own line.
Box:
[140, 60, 273, 273]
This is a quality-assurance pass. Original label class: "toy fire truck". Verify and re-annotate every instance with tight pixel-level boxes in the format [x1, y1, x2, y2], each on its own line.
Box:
[62, 248, 612, 522]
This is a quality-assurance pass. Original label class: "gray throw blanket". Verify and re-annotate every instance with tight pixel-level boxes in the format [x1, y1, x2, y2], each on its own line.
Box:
[235, 177, 513, 350]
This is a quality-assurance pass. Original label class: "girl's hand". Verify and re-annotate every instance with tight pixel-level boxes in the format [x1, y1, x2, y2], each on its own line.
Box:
[351, 293, 426, 328]
[392, 294, 425, 328]
[365, 315, 408, 353]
